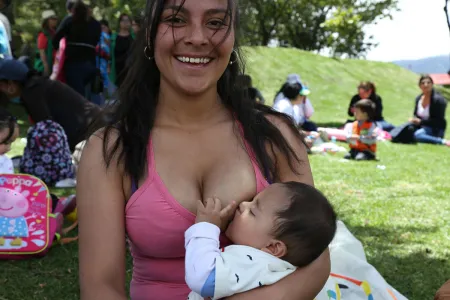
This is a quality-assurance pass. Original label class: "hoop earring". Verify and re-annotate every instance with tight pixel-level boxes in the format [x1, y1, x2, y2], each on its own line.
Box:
[229, 49, 238, 65]
[144, 46, 154, 60]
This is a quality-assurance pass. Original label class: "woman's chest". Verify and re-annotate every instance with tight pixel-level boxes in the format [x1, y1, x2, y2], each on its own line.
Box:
[151, 125, 261, 214]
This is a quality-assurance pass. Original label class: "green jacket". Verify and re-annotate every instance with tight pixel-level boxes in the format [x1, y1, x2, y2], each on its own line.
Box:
[109, 31, 135, 85]
[34, 30, 54, 74]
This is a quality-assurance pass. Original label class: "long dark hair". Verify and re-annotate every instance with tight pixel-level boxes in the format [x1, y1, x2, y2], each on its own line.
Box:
[99, 0, 304, 183]
[71, 0, 89, 35]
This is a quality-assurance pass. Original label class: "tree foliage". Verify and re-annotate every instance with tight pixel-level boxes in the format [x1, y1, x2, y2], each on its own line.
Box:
[7, 0, 398, 58]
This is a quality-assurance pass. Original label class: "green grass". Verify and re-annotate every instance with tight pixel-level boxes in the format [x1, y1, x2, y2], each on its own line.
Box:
[1, 47, 449, 300]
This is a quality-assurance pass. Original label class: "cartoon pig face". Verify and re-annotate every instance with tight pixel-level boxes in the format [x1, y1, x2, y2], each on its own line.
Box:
[0, 188, 30, 218]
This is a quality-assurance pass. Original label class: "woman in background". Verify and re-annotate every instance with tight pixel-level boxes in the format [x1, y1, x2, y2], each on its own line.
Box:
[347, 81, 394, 131]
[35, 10, 58, 77]
[409, 75, 449, 146]
[109, 13, 134, 88]
[53, 0, 101, 97]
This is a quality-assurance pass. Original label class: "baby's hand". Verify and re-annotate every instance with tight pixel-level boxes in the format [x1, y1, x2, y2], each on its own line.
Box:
[196, 198, 237, 230]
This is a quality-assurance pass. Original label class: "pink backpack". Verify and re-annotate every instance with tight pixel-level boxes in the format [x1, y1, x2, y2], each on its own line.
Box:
[0, 174, 77, 260]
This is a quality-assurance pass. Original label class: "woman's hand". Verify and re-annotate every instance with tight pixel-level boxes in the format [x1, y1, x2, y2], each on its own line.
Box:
[195, 198, 238, 231]
[409, 117, 421, 125]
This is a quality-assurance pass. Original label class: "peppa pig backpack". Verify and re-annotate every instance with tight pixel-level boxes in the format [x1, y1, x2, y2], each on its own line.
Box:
[0, 174, 78, 260]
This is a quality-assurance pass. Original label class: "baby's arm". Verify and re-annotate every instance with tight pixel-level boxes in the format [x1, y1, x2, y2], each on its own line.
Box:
[185, 222, 221, 297]
[185, 198, 238, 298]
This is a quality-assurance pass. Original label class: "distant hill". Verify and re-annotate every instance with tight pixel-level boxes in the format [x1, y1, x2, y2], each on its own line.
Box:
[393, 55, 449, 74]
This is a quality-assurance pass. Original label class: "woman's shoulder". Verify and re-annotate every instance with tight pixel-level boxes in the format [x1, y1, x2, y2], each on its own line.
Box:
[432, 90, 447, 103]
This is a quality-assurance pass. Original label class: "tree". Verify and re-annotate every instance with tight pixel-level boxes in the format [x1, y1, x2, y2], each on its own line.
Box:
[240, 0, 399, 58]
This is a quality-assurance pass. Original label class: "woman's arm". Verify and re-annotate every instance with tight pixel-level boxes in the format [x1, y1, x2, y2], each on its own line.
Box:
[77, 132, 128, 300]
[227, 117, 330, 300]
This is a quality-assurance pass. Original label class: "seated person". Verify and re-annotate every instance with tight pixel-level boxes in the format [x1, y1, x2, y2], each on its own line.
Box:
[274, 74, 302, 105]
[0, 107, 18, 174]
[237, 74, 265, 104]
[295, 85, 317, 132]
[0, 58, 105, 152]
[345, 99, 378, 161]
[273, 82, 303, 126]
[410, 75, 449, 146]
[348, 81, 394, 132]
[185, 182, 337, 300]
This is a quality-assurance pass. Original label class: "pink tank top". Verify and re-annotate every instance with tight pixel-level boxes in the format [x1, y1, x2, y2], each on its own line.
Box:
[125, 129, 270, 300]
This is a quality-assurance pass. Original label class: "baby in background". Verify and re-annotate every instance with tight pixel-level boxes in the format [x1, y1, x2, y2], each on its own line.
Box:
[0, 108, 19, 174]
[185, 181, 337, 300]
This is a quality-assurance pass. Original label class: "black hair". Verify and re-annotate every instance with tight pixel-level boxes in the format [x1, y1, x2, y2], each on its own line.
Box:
[71, 0, 89, 36]
[118, 13, 131, 30]
[358, 81, 376, 95]
[100, 19, 109, 27]
[354, 99, 376, 121]
[0, 107, 17, 144]
[281, 83, 302, 101]
[273, 182, 337, 267]
[97, 0, 305, 184]
[419, 74, 434, 86]
[66, 0, 75, 12]
[236, 74, 252, 89]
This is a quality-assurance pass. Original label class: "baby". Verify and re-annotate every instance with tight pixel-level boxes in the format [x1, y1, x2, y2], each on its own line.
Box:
[185, 181, 337, 300]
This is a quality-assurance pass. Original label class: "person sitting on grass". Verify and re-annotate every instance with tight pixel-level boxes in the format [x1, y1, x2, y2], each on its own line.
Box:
[185, 182, 337, 300]
[0, 107, 18, 174]
[345, 99, 378, 161]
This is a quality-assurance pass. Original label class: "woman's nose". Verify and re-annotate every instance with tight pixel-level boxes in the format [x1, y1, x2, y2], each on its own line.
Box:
[185, 24, 208, 46]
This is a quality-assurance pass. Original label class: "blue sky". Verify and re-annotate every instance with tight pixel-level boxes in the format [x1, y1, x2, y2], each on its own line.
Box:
[366, 0, 450, 61]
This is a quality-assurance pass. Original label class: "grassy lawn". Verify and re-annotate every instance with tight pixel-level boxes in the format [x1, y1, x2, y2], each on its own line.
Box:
[1, 47, 450, 300]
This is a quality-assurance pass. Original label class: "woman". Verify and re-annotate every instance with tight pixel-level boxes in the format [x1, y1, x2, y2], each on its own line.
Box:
[35, 10, 58, 77]
[410, 75, 449, 146]
[348, 81, 394, 131]
[273, 81, 304, 125]
[131, 15, 142, 35]
[0, 58, 103, 151]
[77, 0, 330, 299]
[109, 13, 134, 88]
[52, 0, 101, 97]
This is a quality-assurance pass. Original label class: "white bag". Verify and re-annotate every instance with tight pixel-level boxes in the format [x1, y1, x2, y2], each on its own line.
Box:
[315, 221, 408, 300]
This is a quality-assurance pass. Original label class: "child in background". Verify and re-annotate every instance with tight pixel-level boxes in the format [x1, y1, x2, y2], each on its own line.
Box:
[0, 108, 19, 174]
[185, 182, 337, 300]
[345, 99, 378, 161]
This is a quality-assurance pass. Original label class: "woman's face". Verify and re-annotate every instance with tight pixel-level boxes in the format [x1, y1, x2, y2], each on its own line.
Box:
[101, 24, 110, 33]
[48, 17, 58, 29]
[0, 124, 18, 155]
[358, 87, 371, 99]
[420, 78, 433, 93]
[120, 16, 131, 31]
[0, 81, 21, 99]
[155, 0, 235, 96]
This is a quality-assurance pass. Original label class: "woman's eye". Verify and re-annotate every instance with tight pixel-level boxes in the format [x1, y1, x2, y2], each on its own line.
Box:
[164, 16, 185, 25]
[208, 20, 227, 28]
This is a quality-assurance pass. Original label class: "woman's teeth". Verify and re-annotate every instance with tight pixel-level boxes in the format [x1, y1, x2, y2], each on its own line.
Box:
[176, 56, 211, 64]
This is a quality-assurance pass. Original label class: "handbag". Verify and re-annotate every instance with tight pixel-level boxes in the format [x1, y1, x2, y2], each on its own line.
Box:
[390, 122, 417, 144]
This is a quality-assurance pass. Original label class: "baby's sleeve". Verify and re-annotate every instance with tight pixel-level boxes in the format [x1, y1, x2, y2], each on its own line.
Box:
[185, 222, 221, 297]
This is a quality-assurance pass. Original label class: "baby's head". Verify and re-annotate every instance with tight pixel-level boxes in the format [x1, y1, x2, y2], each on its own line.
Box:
[354, 99, 375, 122]
[226, 182, 336, 267]
[0, 108, 18, 155]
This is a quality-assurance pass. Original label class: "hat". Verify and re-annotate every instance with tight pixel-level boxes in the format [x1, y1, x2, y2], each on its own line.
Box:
[300, 86, 311, 96]
[286, 74, 302, 85]
[42, 10, 57, 20]
[0, 59, 29, 82]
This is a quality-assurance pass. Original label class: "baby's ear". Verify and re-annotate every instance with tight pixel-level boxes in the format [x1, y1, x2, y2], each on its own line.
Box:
[261, 239, 287, 259]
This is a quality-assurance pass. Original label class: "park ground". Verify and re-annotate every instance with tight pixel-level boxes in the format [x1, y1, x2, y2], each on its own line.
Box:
[1, 47, 449, 300]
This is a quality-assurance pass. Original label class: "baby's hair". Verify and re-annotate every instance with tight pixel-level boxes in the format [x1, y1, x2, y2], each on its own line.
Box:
[281, 83, 303, 101]
[0, 108, 17, 144]
[272, 182, 336, 267]
[354, 99, 376, 121]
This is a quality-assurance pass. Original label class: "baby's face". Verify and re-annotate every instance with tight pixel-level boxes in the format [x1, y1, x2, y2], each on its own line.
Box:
[225, 184, 290, 249]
